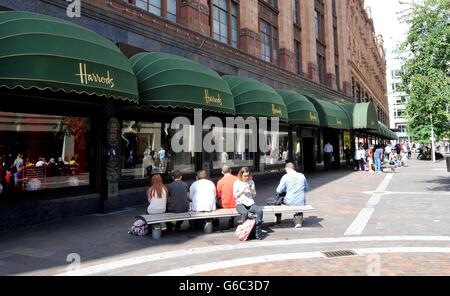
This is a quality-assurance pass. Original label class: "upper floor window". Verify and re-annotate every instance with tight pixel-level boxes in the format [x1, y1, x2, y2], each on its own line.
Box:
[260, 19, 278, 64]
[292, 0, 300, 25]
[135, 0, 177, 22]
[212, 0, 239, 48]
[167, 0, 177, 22]
[335, 64, 340, 89]
[295, 40, 302, 75]
[395, 109, 406, 119]
[262, 0, 277, 8]
[396, 124, 407, 133]
[333, 26, 338, 54]
[392, 69, 404, 78]
[317, 53, 325, 84]
[392, 82, 403, 92]
[396, 95, 408, 105]
[314, 0, 325, 42]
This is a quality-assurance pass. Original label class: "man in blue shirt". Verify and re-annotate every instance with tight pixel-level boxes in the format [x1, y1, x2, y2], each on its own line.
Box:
[276, 162, 309, 206]
[158, 147, 166, 172]
[374, 145, 384, 174]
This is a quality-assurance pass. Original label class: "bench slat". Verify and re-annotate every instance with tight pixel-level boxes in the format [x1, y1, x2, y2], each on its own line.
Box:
[263, 205, 315, 213]
[138, 205, 315, 224]
[188, 209, 239, 218]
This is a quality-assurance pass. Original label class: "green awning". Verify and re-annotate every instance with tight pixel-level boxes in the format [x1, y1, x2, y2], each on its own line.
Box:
[223, 75, 288, 121]
[0, 11, 139, 102]
[129, 52, 235, 114]
[342, 102, 379, 130]
[377, 122, 398, 140]
[276, 89, 319, 126]
[303, 94, 351, 129]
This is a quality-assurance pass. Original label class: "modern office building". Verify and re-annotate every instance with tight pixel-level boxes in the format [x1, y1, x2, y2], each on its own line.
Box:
[386, 47, 409, 143]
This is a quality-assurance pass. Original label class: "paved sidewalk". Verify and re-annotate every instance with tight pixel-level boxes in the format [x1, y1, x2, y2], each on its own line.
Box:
[0, 158, 448, 275]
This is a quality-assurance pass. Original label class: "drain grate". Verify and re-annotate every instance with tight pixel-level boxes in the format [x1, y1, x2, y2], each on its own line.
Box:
[322, 250, 357, 258]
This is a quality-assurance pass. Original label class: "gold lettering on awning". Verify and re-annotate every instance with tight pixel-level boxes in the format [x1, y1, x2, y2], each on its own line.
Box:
[204, 89, 222, 105]
[76, 63, 115, 88]
[272, 104, 283, 116]
[310, 112, 317, 121]
[336, 118, 342, 125]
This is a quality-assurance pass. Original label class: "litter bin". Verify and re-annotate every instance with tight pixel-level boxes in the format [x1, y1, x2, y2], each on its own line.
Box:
[446, 156, 450, 172]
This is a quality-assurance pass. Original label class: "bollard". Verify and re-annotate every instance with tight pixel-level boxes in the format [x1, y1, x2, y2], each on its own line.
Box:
[228, 217, 235, 228]
[204, 220, 213, 233]
[152, 224, 162, 240]
[293, 213, 303, 228]
[275, 213, 282, 224]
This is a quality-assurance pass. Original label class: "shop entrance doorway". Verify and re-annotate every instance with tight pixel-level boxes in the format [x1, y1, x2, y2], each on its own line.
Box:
[302, 137, 316, 172]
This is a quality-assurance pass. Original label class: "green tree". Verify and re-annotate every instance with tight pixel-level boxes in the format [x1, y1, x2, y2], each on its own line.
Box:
[400, 0, 450, 143]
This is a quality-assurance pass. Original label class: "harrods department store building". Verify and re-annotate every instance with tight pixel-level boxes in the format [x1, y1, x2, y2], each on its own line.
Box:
[0, 0, 395, 229]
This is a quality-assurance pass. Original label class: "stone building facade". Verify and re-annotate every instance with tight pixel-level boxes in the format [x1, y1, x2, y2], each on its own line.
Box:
[0, 0, 391, 229]
[0, 0, 387, 119]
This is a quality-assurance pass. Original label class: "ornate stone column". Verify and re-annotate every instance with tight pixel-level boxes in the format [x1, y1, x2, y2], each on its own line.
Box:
[179, 0, 211, 36]
[336, 0, 352, 96]
[324, 0, 336, 89]
[278, 0, 295, 73]
[239, 0, 261, 58]
[300, 0, 318, 82]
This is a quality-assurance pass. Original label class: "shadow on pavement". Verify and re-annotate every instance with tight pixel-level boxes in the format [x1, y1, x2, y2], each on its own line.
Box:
[422, 176, 450, 192]
[0, 167, 351, 275]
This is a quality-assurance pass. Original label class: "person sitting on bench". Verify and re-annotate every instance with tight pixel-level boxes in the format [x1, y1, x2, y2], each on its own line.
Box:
[147, 174, 168, 215]
[233, 167, 263, 240]
[276, 163, 309, 228]
[216, 165, 238, 227]
[276, 162, 308, 207]
[188, 170, 217, 229]
[165, 170, 189, 231]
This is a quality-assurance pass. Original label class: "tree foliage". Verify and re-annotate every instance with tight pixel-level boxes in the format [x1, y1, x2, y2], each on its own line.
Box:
[400, 0, 450, 143]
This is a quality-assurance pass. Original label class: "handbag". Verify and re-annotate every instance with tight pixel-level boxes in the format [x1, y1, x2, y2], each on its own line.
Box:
[266, 192, 285, 205]
[129, 219, 149, 236]
[235, 219, 256, 241]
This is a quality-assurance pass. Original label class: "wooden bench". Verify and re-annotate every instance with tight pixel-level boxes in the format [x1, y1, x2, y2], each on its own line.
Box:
[136, 205, 315, 239]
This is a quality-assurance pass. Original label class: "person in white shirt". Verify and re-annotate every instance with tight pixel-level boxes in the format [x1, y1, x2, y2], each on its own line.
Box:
[189, 170, 216, 212]
[233, 167, 263, 240]
[323, 142, 334, 171]
[147, 174, 168, 214]
[354, 146, 366, 171]
[35, 158, 46, 167]
[385, 144, 392, 160]
[282, 149, 289, 162]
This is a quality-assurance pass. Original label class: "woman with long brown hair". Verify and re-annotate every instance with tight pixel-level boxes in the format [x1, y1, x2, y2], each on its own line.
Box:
[147, 174, 168, 214]
[233, 167, 263, 240]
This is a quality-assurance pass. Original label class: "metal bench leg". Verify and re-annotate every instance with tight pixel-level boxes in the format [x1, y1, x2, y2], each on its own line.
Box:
[228, 217, 235, 228]
[293, 213, 304, 228]
[275, 213, 282, 224]
[204, 220, 213, 234]
[152, 224, 162, 240]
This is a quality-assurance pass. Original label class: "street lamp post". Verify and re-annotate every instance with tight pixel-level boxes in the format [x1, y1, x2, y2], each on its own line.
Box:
[430, 113, 436, 163]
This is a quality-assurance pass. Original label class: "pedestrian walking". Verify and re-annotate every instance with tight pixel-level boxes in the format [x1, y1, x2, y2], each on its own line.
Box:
[323, 142, 334, 171]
